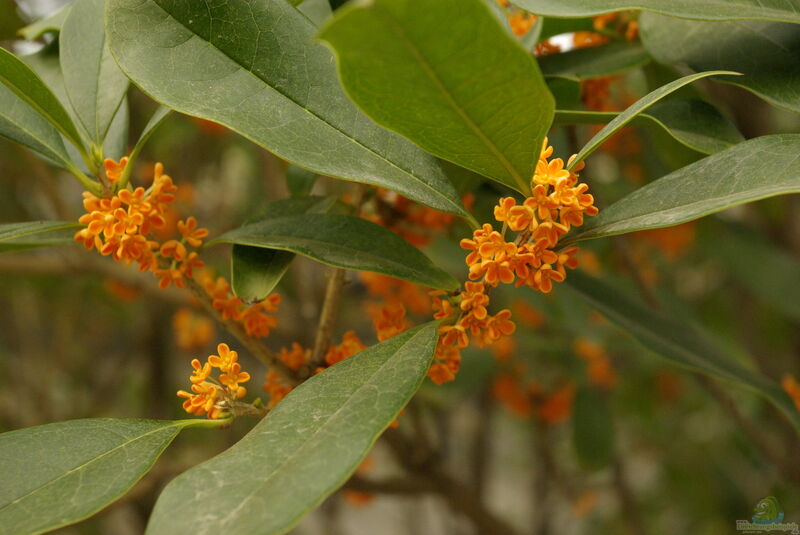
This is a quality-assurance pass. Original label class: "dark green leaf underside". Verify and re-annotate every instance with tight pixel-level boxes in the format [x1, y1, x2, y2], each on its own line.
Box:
[213, 213, 458, 290]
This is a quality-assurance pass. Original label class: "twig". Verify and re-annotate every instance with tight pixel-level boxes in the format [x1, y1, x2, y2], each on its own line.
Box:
[382, 428, 521, 535]
[304, 267, 347, 376]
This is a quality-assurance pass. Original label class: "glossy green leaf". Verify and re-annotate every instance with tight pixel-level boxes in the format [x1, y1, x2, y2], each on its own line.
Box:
[572, 386, 613, 471]
[641, 15, 800, 114]
[566, 134, 800, 243]
[61, 0, 130, 147]
[539, 41, 650, 79]
[146, 323, 439, 535]
[554, 99, 743, 155]
[0, 221, 80, 252]
[564, 271, 800, 431]
[319, 0, 554, 194]
[105, 0, 466, 217]
[212, 213, 458, 290]
[17, 3, 71, 40]
[231, 196, 335, 302]
[510, 0, 800, 23]
[0, 47, 86, 156]
[707, 225, 800, 322]
[568, 71, 739, 169]
[0, 81, 76, 169]
[0, 418, 218, 535]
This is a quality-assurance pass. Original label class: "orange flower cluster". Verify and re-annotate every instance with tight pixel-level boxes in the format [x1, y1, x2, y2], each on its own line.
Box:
[573, 338, 617, 389]
[782, 374, 800, 412]
[172, 307, 215, 351]
[492, 371, 576, 424]
[263, 370, 294, 408]
[74, 160, 206, 290]
[177, 343, 250, 419]
[200, 274, 281, 339]
[370, 303, 410, 342]
[325, 331, 366, 366]
[466, 139, 597, 293]
[359, 272, 430, 315]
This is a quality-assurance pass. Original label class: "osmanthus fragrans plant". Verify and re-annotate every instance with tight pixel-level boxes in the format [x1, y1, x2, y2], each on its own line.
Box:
[1, 0, 800, 533]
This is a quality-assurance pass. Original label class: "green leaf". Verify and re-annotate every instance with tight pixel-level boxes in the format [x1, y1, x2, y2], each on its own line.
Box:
[572, 386, 613, 471]
[0, 81, 76, 169]
[319, 0, 554, 194]
[17, 3, 71, 40]
[564, 271, 800, 431]
[566, 134, 800, 243]
[568, 71, 739, 169]
[510, 0, 800, 23]
[285, 164, 319, 197]
[104, 96, 130, 161]
[0, 221, 81, 252]
[0, 47, 87, 158]
[105, 0, 466, 217]
[0, 0, 25, 40]
[640, 15, 800, 114]
[546, 76, 582, 109]
[231, 196, 336, 302]
[539, 41, 650, 79]
[146, 323, 439, 535]
[211, 213, 459, 290]
[554, 99, 743, 155]
[0, 418, 218, 535]
[60, 0, 130, 147]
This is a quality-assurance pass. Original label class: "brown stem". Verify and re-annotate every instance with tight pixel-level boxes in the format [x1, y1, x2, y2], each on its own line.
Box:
[304, 267, 347, 377]
[382, 428, 521, 535]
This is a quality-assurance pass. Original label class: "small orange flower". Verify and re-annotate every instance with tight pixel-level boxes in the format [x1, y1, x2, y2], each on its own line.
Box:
[177, 343, 252, 419]
[325, 331, 366, 366]
[177, 216, 209, 248]
[104, 157, 128, 184]
[371, 303, 409, 342]
[782, 374, 800, 412]
[277, 343, 311, 372]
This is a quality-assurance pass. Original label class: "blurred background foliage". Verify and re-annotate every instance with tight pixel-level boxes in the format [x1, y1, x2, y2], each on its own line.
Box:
[1, 0, 799, 534]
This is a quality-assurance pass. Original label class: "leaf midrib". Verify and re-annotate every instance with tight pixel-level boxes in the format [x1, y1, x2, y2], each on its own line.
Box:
[216, 328, 429, 528]
[369, 3, 528, 192]
[144, 0, 463, 215]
